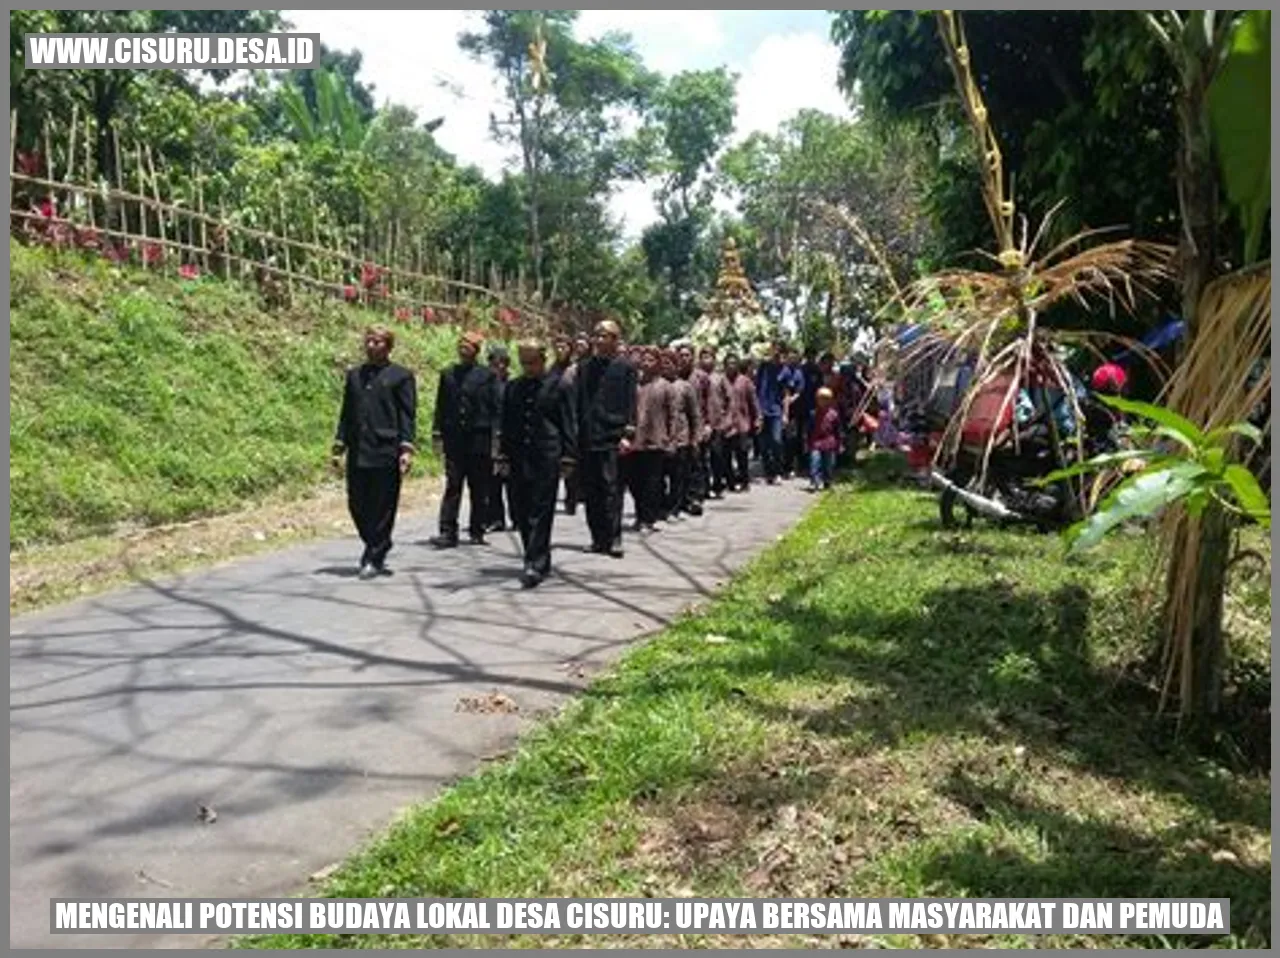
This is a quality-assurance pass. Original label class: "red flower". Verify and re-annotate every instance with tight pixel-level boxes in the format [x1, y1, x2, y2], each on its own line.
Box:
[35, 197, 55, 219]
[102, 243, 130, 264]
[360, 262, 382, 289]
[178, 264, 200, 280]
[395, 307, 410, 323]
[421, 306, 436, 324]
[142, 243, 164, 265]
[75, 226, 101, 250]
[343, 284, 359, 302]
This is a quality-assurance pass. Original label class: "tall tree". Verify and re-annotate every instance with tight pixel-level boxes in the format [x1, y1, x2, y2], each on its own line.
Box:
[459, 10, 657, 297]
[642, 67, 737, 322]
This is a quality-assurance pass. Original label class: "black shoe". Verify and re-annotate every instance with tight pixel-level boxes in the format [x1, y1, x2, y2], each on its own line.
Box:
[357, 562, 377, 580]
[584, 543, 607, 554]
[608, 540, 624, 559]
[468, 531, 487, 545]
[429, 535, 458, 549]
[687, 504, 704, 517]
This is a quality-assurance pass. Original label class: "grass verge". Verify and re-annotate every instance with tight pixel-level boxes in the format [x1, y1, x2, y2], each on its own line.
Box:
[10, 239, 454, 549]
[240, 458, 1271, 949]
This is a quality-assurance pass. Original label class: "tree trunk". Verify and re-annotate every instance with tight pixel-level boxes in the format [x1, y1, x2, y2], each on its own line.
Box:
[1162, 16, 1228, 718]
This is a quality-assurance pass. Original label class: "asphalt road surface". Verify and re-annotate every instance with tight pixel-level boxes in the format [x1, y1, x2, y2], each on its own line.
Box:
[10, 483, 812, 948]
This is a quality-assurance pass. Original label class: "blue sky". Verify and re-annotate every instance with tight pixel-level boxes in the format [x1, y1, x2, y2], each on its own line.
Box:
[284, 10, 853, 238]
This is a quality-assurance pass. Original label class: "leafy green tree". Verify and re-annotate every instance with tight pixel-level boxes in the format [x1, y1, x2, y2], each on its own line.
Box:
[641, 68, 737, 322]
[10, 9, 280, 181]
[459, 10, 658, 296]
[830, 11, 1182, 259]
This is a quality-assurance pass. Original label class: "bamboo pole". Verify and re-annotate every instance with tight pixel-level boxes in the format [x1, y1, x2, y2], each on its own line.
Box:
[82, 118, 96, 229]
[277, 183, 293, 300]
[65, 104, 78, 192]
[9, 110, 16, 212]
[112, 125, 125, 235]
[144, 145, 166, 248]
[219, 199, 230, 281]
[195, 167, 208, 271]
[133, 143, 150, 260]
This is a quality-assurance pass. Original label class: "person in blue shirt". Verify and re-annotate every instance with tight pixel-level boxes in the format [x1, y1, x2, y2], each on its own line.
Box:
[779, 345, 807, 479]
[754, 341, 788, 484]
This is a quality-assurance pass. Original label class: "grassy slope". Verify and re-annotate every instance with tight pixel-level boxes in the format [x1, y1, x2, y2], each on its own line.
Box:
[243, 459, 1271, 950]
[10, 240, 455, 548]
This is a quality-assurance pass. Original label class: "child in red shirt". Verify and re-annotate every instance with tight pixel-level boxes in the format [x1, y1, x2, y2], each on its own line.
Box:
[808, 387, 840, 490]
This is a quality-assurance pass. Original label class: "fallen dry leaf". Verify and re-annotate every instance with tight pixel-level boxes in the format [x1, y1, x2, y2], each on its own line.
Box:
[309, 863, 340, 883]
[456, 691, 518, 715]
[196, 803, 218, 825]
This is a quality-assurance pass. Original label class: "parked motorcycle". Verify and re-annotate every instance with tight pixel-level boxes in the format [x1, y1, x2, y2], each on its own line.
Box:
[931, 371, 1118, 532]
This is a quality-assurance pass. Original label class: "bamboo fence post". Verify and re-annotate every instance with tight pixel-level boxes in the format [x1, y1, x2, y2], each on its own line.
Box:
[82, 118, 96, 229]
[144, 145, 166, 250]
[112, 125, 125, 235]
[277, 184, 293, 301]
[9, 110, 16, 212]
[65, 104, 78, 195]
[195, 167, 208, 271]
[133, 143, 150, 262]
[219, 200, 230, 281]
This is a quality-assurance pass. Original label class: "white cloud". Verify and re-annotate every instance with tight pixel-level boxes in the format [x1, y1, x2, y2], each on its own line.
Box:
[281, 12, 853, 241]
[733, 31, 853, 140]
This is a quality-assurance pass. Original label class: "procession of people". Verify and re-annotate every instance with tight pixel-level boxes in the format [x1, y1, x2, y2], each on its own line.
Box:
[332, 320, 880, 588]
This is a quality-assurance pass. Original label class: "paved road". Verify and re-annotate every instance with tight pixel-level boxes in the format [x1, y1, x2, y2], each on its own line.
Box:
[10, 483, 812, 948]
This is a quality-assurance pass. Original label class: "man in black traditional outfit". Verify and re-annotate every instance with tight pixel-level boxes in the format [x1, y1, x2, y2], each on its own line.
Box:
[430, 331, 500, 548]
[332, 325, 417, 579]
[576, 319, 637, 558]
[498, 341, 577, 588]
[550, 334, 582, 515]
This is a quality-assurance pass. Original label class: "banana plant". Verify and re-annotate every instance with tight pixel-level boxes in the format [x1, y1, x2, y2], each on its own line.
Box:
[1041, 395, 1270, 552]
[278, 70, 368, 151]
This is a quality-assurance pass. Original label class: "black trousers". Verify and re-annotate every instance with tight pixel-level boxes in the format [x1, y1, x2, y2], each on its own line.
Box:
[485, 471, 510, 528]
[563, 466, 580, 514]
[439, 449, 491, 540]
[667, 447, 694, 515]
[509, 458, 558, 576]
[347, 465, 402, 567]
[625, 449, 664, 527]
[729, 434, 752, 489]
[707, 433, 729, 495]
[692, 439, 709, 501]
[582, 447, 624, 550]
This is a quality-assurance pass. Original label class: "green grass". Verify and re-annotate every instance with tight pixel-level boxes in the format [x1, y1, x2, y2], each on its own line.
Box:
[10, 240, 457, 547]
[241, 459, 1272, 949]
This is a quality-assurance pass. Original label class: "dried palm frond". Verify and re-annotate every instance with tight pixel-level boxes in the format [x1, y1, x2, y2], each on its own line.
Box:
[1158, 261, 1271, 716]
[880, 13, 1176, 486]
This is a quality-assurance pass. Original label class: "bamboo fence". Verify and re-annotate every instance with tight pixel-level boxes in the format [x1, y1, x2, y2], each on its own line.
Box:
[9, 112, 555, 335]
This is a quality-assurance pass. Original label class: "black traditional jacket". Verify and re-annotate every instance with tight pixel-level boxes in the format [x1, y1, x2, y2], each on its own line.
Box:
[334, 362, 417, 469]
[432, 362, 500, 457]
[500, 372, 578, 467]
[576, 355, 638, 453]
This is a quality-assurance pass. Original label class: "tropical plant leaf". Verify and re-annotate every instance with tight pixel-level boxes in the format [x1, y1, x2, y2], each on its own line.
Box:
[1100, 394, 1206, 447]
[1206, 421, 1264, 447]
[278, 82, 315, 144]
[1222, 463, 1271, 527]
[1209, 10, 1271, 264]
[1066, 462, 1206, 552]
[1038, 449, 1164, 484]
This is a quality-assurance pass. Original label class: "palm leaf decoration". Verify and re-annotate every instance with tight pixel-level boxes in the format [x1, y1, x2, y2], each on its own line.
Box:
[891, 12, 1173, 482]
